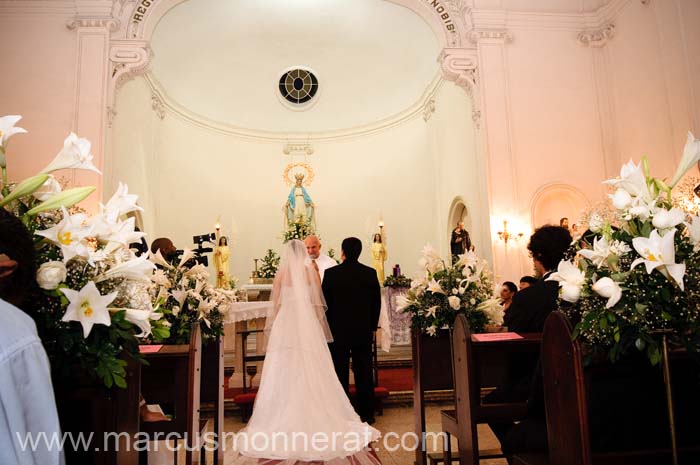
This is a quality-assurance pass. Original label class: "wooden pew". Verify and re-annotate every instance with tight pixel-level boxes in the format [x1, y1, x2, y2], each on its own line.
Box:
[200, 336, 225, 465]
[413, 327, 455, 465]
[514, 311, 700, 465]
[440, 314, 537, 465]
[140, 324, 207, 465]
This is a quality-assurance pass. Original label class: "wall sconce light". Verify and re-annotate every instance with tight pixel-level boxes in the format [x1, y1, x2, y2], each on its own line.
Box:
[378, 220, 384, 232]
[497, 219, 523, 245]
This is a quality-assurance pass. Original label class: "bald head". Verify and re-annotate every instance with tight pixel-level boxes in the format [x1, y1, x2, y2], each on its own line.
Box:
[304, 235, 321, 259]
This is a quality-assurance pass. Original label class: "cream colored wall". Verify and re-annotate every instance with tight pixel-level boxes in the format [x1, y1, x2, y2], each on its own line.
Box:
[111, 76, 484, 282]
[429, 82, 492, 266]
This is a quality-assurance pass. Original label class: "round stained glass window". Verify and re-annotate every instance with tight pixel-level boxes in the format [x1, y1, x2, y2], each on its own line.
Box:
[279, 69, 319, 105]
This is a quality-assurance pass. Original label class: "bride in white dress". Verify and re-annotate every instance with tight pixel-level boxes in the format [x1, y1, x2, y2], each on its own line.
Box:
[230, 240, 381, 465]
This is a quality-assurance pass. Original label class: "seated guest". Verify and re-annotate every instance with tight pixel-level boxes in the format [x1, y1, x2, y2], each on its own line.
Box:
[499, 281, 517, 313]
[0, 209, 63, 465]
[518, 275, 537, 290]
[487, 226, 571, 457]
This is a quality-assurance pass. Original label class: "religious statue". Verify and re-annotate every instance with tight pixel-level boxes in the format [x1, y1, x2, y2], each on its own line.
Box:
[285, 173, 315, 228]
[214, 236, 231, 289]
[371, 233, 387, 285]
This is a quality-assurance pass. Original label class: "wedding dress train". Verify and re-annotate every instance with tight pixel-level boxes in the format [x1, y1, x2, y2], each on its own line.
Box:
[228, 240, 381, 465]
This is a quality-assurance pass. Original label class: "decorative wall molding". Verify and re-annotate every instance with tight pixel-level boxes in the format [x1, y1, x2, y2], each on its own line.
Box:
[439, 48, 481, 128]
[151, 92, 165, 120]
[283, 143, 314, 155]
[106, 41, 150, 126]
[468, 29, 513, 44]
[422, 98, 436, 122]
[66, 17, 120, 31]
[578, 23, 616, 47]
[138, 72, 445, 142]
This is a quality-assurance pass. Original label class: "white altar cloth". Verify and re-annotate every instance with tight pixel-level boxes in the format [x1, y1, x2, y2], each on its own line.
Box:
[222, 299, 392, 352]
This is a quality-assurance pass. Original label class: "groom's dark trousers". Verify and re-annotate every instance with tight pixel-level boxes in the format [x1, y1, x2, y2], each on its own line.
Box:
[322, 259, 381, 423]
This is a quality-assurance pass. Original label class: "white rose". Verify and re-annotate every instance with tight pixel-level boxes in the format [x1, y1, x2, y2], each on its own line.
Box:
[591, 277, 622, 309]
[36, 261, 67, 290]
[448, 296, 461, 310]
[611, 188, 633, 210]
[588, 214, 604, 233]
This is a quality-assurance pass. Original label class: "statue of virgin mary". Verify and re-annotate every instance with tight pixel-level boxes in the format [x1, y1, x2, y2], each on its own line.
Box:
[285, 173, 315, 228]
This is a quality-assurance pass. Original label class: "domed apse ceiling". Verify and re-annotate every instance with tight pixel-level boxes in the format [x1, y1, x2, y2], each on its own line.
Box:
[150, 0, 441, 133]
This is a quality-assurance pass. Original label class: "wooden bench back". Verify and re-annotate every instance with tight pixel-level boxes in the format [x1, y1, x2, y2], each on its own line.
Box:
[452, 314, 480, 455]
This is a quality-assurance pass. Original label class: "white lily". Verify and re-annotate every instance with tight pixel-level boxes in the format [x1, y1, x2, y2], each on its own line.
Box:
[32, 175, 62, 202]
[604, 159, 652, 201]
[196, 298, 217, 328]
[60, 281, 116, 338]
[35, 207, 92, 262]
[669, 132, 700, 188]
[425, 305, 438, 318]
[477, 298, 505, 325]
[419, 244, 444, 273]
[179, 248, 196, 268]
[96, 253, 154, 282]
[426, 325, 437, 336]
[651, 208, 686, 231]
[591, 277, 623, 309]
[631, 229, 686, 290]
[150, 250, 174, 269]
[448, 295, 461, 310]
[96, 216, 145, 248]
[427, 278, 445, 295]
[102, 182, 143, 222]
[171, 288, 188, 308]
[579, 236, 612, 268]
[0, 115, 27, 152]
[120, 308, 161, 338]
[456, 251, 478, 269]
[546, 260, 586, 303]
[42, 132, 101, 174]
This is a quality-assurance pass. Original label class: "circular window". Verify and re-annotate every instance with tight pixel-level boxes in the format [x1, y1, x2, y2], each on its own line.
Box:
[279, 68, 319, 105]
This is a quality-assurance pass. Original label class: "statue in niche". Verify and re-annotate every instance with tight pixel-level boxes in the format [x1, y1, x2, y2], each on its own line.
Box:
[285, 173, 315, 228]
[371, 233, 387, 285]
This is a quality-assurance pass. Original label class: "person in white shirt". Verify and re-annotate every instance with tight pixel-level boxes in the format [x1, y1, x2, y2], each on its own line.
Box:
[303, 235, 337, 282]
[0, 208, 63, 465]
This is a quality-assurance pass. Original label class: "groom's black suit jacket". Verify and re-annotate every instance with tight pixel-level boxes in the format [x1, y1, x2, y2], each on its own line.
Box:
[322, 259, 381, 346]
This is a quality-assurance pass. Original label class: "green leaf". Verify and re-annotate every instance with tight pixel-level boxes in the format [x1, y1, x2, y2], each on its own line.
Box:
[662, 311, 673, 321]
[0, 174, 49, 207]
[599, 317, 608, 330]
[25, 186, 95, 216]
[113, 374, 127, 389]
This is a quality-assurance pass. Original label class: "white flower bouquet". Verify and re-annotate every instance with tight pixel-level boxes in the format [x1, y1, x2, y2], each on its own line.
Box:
[398, 245, 501, 336]
[0, 115, 169, 389]
[548, 132, 700, 365]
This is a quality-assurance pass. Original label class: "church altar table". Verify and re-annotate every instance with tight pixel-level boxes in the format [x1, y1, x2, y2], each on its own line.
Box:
[221, 300, 392, 352]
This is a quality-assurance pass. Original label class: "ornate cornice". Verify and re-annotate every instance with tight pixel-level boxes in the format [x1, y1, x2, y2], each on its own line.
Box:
[66, 17, 120, 31]
[439, 48, 481, 128]
[468, 29, 513, 45]
[578, 23, 615, 47]
[106, 41, 150, 126]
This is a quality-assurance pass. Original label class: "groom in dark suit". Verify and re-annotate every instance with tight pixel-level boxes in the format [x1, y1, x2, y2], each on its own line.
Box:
[322, 237, 381, 424]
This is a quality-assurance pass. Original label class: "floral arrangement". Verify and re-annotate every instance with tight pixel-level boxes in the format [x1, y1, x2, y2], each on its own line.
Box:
[0, 115, 169, 389]
[384, 274, 412, 288]
[283, 219, 315, 242]
[256, 249, 280, 279]
[398, 245, 501, 336]
[149, 253, 237, 344]
[549, 132, 700, 365]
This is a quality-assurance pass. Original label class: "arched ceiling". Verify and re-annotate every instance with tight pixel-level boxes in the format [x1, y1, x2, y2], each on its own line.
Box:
[150, 0, 441, 134]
